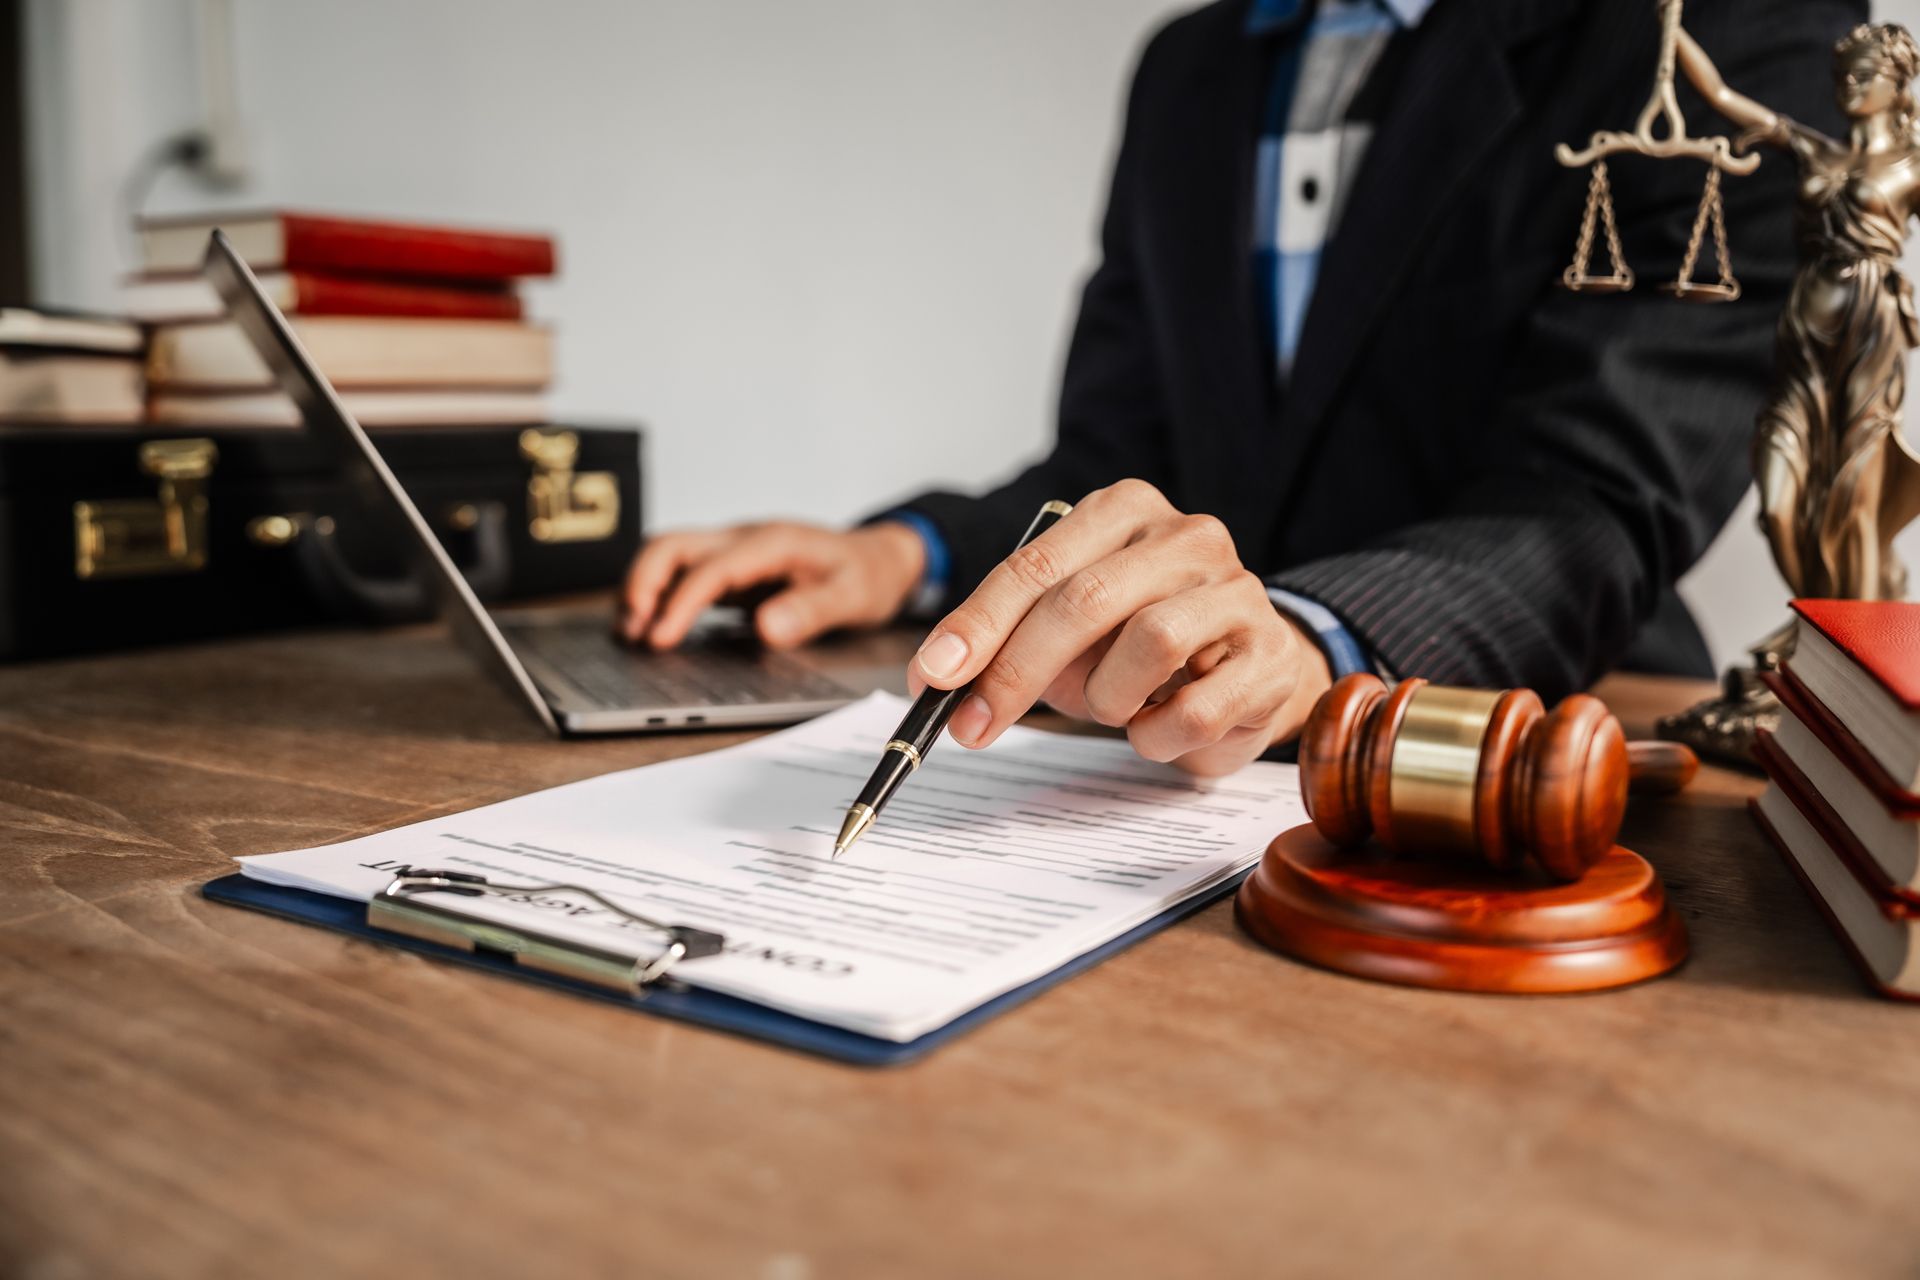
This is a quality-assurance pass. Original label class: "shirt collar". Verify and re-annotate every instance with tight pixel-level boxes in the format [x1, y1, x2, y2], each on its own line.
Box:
[1245, 0, 1436, 36]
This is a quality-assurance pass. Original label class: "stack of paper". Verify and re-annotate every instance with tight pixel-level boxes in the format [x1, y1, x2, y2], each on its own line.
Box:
[240, 693, 1306, 1042]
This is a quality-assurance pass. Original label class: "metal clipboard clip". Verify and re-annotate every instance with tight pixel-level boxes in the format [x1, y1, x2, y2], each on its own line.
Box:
[369, 866, 726, 996]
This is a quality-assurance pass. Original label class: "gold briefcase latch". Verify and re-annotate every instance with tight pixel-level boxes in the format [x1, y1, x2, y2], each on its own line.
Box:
[519, 428, 619, 544]
[73, 437, 219, 580]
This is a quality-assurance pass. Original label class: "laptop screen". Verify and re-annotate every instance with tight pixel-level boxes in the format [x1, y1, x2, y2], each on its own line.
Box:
[200, 229, 559, 734]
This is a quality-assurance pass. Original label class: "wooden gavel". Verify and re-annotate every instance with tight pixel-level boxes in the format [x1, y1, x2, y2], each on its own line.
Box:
[1299, 674, 1698, 882]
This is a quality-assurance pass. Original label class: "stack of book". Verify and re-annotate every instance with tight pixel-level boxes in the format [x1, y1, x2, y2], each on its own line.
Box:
[127, 211, 556, 428]
[1751, 599, 1920, 999]
[0, 309, 145, 423]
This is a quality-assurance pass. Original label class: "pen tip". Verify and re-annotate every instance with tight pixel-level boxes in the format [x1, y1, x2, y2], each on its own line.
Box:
[834, 804, 876, 859]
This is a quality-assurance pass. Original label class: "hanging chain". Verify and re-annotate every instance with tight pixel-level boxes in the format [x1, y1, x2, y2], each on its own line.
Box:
[1564, 160, 1633, 289]
[1567, 164, 1604, 281]
[1595, 162, 1631, 283]
[1672, 165, 1737, 296]
[1673, 167, 1712, 285]
[1707, 167, 1737, 292]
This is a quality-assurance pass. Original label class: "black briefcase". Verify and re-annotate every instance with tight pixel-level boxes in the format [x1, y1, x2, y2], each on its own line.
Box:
[0, 422, 644, 660]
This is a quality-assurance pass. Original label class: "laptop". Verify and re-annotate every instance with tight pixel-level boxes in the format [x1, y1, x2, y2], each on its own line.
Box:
[203, 229, 888, 735]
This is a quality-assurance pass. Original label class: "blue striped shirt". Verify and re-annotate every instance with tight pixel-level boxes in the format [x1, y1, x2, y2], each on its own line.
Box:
[1249, 0, 1434, 378]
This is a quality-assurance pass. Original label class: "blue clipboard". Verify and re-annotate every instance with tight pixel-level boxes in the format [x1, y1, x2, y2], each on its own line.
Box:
[202, 871, 1248, 1067]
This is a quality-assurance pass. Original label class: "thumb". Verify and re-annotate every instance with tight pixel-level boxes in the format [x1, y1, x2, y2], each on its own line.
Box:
[755, 576, 859, 649]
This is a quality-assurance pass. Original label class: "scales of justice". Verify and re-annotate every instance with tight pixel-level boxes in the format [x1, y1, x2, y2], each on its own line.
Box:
[1554, 0, 1920, 764]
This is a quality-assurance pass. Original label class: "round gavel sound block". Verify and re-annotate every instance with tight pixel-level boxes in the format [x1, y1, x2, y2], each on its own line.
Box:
[1234, 826, 1688, 994]
[1234, 674, 1694, 994]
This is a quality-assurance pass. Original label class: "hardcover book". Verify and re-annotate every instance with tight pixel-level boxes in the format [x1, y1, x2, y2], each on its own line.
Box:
[0, 308, 145, 423]
[0, 307, 142, 355]
[123, 271, 524, 323]
[137, 211, 556, 281]
[1766, 668, 1920, 811]
[1757, 730, 1920, 904]
[147, 318, 553, 391]
[1788, 600, 1920, 794]
[1752, 759, 1920, 1001]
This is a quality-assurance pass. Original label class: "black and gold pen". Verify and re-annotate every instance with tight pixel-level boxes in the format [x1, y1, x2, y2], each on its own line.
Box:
[833, 499, 1073, 858]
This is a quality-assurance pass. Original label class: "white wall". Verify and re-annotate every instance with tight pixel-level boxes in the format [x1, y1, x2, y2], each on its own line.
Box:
[24, 0, 1184, 526]
[22, 0, 1920, 672]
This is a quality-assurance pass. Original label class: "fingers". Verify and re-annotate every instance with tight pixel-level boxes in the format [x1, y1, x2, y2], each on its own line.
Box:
[1153, 718, 1279, 778]
[645, 531, 802, 650]
[1126, 651, 1286, 770]
[755, 574, 859, 650]
[911, 479, 1176, 690]
[950, 539, 1214, 747]
[1082, 575, 1267, 728]
[1124, 598, 1306, 772]
[620, 531, 725, 642]
[625, 520, 926, 651]
[1034, 630, 1119, 721]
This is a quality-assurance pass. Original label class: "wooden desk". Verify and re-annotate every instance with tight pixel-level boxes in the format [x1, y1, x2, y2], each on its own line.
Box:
[4, 622, 1918, 1279]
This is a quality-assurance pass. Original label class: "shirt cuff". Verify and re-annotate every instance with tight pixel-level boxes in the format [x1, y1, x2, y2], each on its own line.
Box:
[1266, 585, 1374, 680]
[873, 509, 950, 619]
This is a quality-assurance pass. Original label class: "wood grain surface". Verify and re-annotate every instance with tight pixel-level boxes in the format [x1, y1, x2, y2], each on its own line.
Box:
[4, 618, 1919, 1280]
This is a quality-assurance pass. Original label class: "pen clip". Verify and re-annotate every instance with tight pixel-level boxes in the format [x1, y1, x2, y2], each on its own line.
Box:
[372, 865, 726, 995]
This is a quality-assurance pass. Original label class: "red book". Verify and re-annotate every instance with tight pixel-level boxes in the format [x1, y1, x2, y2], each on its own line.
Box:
[1789, 599, 1920, 794]
[1755, 730, 1920, 905]
[136, 211, 556, 282]
[1751, 746, 1920, 1001]
[1765, 668, 1920, 810]
[1795, 599, 1920, 707]
[122, 271, 523, 322]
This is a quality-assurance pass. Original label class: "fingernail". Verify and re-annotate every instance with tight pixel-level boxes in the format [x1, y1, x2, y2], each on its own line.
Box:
[916, 631, 969, 681]
[950, 694, 991, 746]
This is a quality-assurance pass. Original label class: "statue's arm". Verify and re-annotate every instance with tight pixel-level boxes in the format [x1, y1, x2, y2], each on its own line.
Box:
[1675, 27, 1828, 153]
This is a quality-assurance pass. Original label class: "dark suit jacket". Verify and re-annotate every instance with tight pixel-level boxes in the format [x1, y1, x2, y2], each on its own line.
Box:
[896, 0, 1860, 701]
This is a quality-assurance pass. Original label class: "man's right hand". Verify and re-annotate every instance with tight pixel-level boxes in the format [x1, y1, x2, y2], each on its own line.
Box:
[619, 520, 927, 651]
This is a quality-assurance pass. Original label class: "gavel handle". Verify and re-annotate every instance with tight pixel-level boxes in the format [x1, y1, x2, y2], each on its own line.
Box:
[1626, 740, 1699, 794]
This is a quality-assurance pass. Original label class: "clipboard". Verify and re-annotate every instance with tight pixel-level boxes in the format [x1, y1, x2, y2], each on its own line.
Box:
[202, 866, 1249, 1067]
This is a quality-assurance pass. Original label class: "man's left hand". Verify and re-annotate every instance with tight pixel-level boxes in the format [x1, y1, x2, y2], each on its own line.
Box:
[909, 479, 1333, 777]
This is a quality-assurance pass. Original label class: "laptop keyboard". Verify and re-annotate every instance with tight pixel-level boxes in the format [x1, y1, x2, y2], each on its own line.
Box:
[511, 622, 854, 711]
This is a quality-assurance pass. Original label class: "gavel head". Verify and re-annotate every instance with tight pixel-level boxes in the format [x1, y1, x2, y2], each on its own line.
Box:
[1299, 673, 1629, 882]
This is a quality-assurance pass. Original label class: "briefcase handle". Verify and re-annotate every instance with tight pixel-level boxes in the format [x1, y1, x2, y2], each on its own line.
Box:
[257, 501, 513, 624]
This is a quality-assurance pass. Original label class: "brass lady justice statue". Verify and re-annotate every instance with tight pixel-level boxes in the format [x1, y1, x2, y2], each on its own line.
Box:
[1649, 20, 1920, 761]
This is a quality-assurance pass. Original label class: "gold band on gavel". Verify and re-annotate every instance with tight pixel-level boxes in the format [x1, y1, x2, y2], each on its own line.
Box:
[1387, 685, 1503, 852]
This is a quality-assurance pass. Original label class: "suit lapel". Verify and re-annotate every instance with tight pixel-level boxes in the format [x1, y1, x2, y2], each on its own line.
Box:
[1257, 1, 1525, 543]
[1151, 16, 1268, 536]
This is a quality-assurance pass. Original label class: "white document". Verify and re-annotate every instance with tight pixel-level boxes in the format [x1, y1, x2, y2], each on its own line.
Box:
[239, 692, 1305, 1041]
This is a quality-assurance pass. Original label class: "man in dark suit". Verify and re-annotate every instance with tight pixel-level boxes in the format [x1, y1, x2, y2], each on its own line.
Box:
[622, 0, 1856, 774]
